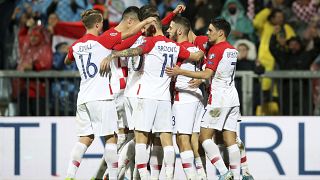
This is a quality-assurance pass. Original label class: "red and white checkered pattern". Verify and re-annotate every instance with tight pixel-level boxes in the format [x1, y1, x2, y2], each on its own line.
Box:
[292, 0, 318, 24]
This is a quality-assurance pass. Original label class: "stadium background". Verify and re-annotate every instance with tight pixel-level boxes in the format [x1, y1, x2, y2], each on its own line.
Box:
[0, 0, 319, 179]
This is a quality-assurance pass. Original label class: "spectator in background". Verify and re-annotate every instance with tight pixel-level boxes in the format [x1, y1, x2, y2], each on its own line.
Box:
[303, 21, 320, 51]
[253, 0, 293, 36]
[270, 34, 320, 70]
[291, 0, 319, 35]
[157, 0, 179, 18]
[51, 42, 78, 116]
[269, 27, 320, 115]
[13, 25, 52, 116]
[234, 40, 265, 114]
[47, 13, 59, 34]
[254, 8, 295, 115]
[193, 15, 207, 35]
[183, 0, 222, 29]
[46, 0, 92, 22]
[220, 0, 255, 45]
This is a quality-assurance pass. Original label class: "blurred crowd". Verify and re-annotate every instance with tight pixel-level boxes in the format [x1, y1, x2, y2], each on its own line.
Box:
[0, 0, 320, 116]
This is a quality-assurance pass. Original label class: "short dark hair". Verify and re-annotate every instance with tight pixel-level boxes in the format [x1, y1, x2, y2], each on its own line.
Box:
[172, 16, 191, 35]
[122, 6, 139, 20]
[138, 5, 159, 21]
[81, 9, 102, 29]
[210, 18, 231, 38]
[268, 8, 284, 21]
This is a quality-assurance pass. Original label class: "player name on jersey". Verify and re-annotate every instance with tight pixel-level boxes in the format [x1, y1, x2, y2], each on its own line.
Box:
[157, 45, 178, 53]
[78, 44, 92, 52]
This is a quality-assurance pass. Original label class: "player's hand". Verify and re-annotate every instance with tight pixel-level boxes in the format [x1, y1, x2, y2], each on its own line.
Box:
[173, 3, 186, 14]
[144, 17, 157, 24]
[99, 55, 113, 77]
[188, 79, 202, 88]
[166, 65, 180, 77]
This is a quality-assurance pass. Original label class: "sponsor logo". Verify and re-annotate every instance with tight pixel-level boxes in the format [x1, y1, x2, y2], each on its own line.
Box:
[110, 32, 118, 36]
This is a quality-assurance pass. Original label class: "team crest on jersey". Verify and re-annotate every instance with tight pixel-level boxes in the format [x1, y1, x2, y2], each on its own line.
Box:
[209, 53, 215, 59]
[203, 42, 208, 49]
[110, 32, 118, 36]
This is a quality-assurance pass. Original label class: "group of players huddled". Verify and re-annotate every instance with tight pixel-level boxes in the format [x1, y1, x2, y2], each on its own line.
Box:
[64, 3, 254, 180]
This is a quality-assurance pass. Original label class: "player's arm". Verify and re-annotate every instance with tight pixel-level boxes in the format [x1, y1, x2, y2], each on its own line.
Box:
[178, 45, 204, 62]
[166, 66, 214, 79]
[112, 47, 143, 58]
[121, 17, 156, 40]
[188, 51, 204, 62]
[113, 32, 142, 51]
[64, 45, 74, 65]
[64, 56, 73, 65]
[161, 4, 186, 25]
[100, 47, 143, 76]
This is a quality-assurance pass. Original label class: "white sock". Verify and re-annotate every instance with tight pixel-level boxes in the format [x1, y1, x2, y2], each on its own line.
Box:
[133, 165, 140, 180]
[195, 157, 207, 179]
[237, 137, 250, 174]
[150, 145, 163, 180]
[227, 144, 241, 180]
[118, 138, 135, 178]
[66, 142, 87, 178]
[117, 133, 126, 149]
[104, 143, 118, 180]
[163, 146, 175, 179]
[180, 150, 196, 179]
[135, 143, 150, 180]
[202, 139, 228, 175]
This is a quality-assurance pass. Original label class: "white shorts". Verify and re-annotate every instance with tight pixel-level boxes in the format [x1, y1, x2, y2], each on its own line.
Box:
[124, 96, 138, 130]
[132, 98, 172, 133]
[76, 100, 118, 136]
[114, 93, 127, 129]
[172, 101, 204, 134]
[201, 106, 241, 132]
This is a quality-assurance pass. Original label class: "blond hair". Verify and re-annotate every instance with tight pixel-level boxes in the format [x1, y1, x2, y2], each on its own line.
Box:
[81, 9, 102, 29]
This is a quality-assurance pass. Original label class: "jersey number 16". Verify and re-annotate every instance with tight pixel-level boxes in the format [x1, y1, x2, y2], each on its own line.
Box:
[79, 52, 98, 79]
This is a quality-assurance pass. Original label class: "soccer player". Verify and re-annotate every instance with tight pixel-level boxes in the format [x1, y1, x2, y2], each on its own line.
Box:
[166, 16, 206, 180]
[118, 4, 186, 180]
[64, 9, 156, 180]
[190, 28, 255, 180]
[100, 16, 203, 180]
[166, 18, 240, 180]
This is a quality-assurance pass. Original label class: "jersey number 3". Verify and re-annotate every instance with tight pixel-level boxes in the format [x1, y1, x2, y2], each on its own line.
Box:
[80, 52, 98, 79]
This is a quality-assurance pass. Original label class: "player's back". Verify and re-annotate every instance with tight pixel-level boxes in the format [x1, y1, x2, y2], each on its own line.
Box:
[71, 34, 113, 105]
[124, 35, 145, 98]
[138, 35, 181, 101]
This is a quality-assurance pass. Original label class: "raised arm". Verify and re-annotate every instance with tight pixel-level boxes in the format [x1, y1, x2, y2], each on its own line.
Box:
[161, 4, 186, 26]
[121, 17, 156, 39]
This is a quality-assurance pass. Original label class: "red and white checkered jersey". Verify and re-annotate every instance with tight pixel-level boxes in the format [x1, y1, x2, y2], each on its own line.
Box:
[137, 35, 190, 101]
[174, 41, 202, 104]
[124, 35, 145, 98]
[110, 56, 128, 94]
[67, 30, 122, 105]
[205, 41, 240, 107]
